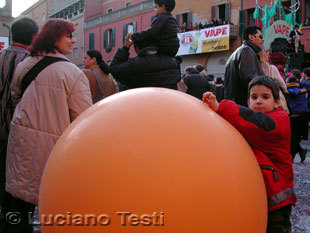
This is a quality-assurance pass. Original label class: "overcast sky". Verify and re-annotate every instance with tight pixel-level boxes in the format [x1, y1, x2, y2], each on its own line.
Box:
[12, 0, 39, 17]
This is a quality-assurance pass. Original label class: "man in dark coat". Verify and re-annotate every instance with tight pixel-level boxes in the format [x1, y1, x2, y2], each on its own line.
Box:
[183, 66, 210, 100]
[0, 17, 38, 216]
[289, 25, 303, 53]
[224, 26, 264, 106]
[110, 34, 180, 90]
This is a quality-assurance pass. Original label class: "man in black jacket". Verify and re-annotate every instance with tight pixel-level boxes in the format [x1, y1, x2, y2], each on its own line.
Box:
[183, 66, 210, 100]
[110, 34, 180, 90]
[289, 25, 303, 53]
[0, 17, 38, 228]
[224, 26, 264, 106]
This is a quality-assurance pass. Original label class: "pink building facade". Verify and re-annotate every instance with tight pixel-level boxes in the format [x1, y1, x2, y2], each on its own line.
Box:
[84, 0, 155, 63]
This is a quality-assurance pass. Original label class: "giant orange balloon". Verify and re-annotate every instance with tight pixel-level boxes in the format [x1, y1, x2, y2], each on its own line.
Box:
[39, 88, 267, 233]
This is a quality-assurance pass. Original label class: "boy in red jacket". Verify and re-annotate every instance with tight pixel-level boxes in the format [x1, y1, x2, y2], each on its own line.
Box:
[203, 76, 296, 233]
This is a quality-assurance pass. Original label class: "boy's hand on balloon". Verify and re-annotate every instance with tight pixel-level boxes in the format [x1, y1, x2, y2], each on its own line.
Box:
[203, 92, 219, 112]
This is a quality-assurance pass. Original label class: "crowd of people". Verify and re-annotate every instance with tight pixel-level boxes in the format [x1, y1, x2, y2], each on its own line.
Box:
[0, 0, 309, 232]
[178, 19, 234, 33]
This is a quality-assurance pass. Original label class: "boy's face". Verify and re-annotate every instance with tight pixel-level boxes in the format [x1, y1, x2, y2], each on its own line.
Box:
[248, 85, 280, 113]
[154, 3, 166, 15]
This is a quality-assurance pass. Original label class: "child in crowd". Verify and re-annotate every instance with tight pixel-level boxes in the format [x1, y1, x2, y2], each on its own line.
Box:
[215, 77, 224, 102]
[302, 67, 310, 81]
[203, 76, 296, 233]
[291, 69, 302, 81]
[130, 0, 179, 57]
[300, 68, 310, 122]
[286, 77, 308, 162]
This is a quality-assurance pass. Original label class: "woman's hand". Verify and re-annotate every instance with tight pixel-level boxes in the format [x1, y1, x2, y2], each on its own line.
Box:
[203, 92, 219, 112]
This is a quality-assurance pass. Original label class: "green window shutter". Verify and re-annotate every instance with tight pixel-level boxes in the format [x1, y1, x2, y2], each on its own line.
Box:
[225, 3, 231, 21]
[123, 24, 127, 45]
[111, 28, 115, 47]
[133, 22, 137, 32]
[211, 6, 216, 20]
[89, 33, 94, 50]
[176, 14, 180, 26]
[103, 30, 107, 49]
[239, 10, 245, 36]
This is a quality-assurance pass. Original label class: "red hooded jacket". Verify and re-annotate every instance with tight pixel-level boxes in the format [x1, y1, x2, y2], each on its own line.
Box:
[218, 100, 296, 211]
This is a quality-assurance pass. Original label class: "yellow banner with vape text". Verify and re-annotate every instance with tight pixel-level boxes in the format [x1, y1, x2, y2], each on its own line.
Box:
[201, 37, 229, 53]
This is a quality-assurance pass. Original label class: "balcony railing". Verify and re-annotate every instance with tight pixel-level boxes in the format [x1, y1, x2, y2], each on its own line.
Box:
[84, 0, 154, 29]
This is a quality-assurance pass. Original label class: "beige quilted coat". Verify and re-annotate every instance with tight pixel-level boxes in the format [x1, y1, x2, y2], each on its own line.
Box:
[6, 52, 92, 204]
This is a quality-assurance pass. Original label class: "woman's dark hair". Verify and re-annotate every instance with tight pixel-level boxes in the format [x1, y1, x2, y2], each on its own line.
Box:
[30, 19, 74, 56]
[11, 17, 38, 46]
[248, 76, 280, 100]
[86, 50, 110, 75]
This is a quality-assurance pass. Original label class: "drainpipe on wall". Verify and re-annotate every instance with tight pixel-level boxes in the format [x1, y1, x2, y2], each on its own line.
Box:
[3, 23, 11, 44]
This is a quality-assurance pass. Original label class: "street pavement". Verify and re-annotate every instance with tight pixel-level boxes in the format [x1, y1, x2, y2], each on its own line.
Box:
[292, 139, 310, 233]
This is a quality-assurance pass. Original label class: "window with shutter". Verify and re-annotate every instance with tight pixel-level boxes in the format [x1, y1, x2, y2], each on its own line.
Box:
[123, 24, 127, 45]
[211, 6, 216, 20]
[111, 28, 115, 47]
[239, 10, 245, 36]
[89, 33, 94, 50]
[123, 22, 137, 44]
[103, 30, 107, 49]
[187, 12, 193, 25]
[306, 0, 310, 23]
[225, 3, 231, 21]
[247, 8, 256, 26]
[176, 14, 180, 26]
[175, 12, 193, 30]
[103, 28, 114, 52]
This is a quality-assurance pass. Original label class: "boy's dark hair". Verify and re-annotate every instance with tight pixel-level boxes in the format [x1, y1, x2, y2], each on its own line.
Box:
[154, 0, 175, 12]
[243, 26, 261, 41]
[291, 69, 301, 80]
[11, 17, 38, 46]
[287, 77, 298, 83]
[303, 67, 310, 77]
[248, 76, 280, 101]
